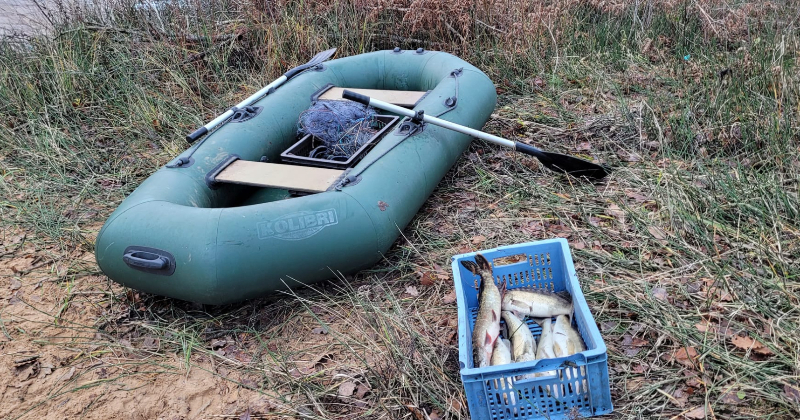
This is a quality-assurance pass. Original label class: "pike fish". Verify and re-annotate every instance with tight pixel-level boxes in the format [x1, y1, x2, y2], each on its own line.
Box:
[461, 254, 505, 368]
[502, 288, 574, 322]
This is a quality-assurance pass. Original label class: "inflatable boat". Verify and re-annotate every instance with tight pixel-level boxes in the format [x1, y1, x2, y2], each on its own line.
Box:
[94, 48, 497, 304]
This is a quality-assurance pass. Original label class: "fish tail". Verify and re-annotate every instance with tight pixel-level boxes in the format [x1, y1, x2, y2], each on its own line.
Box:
[460, 260, 479, 274]
[475, 253, 492, 271]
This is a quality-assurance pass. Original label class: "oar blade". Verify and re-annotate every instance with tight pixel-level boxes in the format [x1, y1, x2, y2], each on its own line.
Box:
[537, 151, 611, 180]
[307, 48, 337, 66]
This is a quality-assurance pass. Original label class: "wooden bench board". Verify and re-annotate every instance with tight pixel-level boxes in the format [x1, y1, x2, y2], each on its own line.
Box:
[318, 87, 427, 108]
[215, 161, 344, 193]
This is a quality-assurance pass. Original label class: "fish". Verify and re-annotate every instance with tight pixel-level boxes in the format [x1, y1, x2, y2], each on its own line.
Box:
[490, 338, 516, 409]
[552, 314, 573, 357]
[553, 314, 587, 394]
[491, 338, 512, 366]
[461, 253, 505, 369]
[533, 317, 557, 375]
[502, 288, 574, 322]
[501, 311, 537, 362]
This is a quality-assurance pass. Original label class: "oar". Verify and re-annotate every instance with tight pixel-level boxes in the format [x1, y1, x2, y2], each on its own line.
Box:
[186, 48, 338, 143]
[342, 90, 611, 180]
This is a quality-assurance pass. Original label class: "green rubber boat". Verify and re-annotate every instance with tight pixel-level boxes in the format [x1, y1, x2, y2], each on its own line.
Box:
[94, 48, 497, 305]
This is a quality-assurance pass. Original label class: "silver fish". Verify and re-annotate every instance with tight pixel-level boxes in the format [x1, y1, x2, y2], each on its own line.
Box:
[461, 254, 505, 368]
[491, 338, 512, 366]
[501, 311, 537, 362]
[534, 317, 557, 373]
[502, 288, 574, 322]
[553, 314, 587, 394]
[490, 338, 516, 408]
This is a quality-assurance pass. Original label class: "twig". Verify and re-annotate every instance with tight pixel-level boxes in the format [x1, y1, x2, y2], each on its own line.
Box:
[444, 21, 466, 44]
[476, 19, 506, 34]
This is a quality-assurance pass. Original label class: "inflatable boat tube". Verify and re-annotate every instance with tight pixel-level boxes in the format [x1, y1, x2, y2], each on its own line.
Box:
[94, 49, 497, 304]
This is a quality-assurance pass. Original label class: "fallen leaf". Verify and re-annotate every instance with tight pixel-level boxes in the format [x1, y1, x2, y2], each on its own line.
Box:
[648, 226, 667, 240]
[731, 335, 773, 356]
[338, 381, 356, 397]
[429, 409, 443, 420]
[403, 404, 425, 420]
[605, 204, 625, 221]
[720, 389, 744, 405]
[695, 321, 712, 333]
[471, 235, 486, 244]
[142, 336, 158, 350]
[38, 363, 54, 378]
[632, 364, 647, 374]
[600, 321, 619, 332]
[10, 278, 21, 290]
[239, 408, 252, 420]
[355, 384, 370, 399]
[622, 334, 649, 357]
[671, 387, 690, 407]
[311, 327, 329, 335]
[673, 347, 698, 367]
[783, 384, 800, 403]
[652, 287, 668, 302]
[448, 397, 463, 412]
[377, 201, 389, 211]
[684, 405, 706, 419]
[442, 289, 457, 304]
[419, 271, 436, 286]
[58, 366, 76, 382]
[210, 339, 228, 350]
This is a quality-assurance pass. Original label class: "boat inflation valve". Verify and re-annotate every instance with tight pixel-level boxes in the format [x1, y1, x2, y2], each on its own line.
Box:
[230, 106, 263, 123]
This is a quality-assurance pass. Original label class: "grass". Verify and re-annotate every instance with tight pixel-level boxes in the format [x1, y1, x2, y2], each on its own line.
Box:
[1, 0, 799, 418]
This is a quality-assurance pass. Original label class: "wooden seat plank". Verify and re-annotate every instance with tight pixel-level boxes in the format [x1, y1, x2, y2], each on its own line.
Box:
[215, 161, 344, 193]
[319, 87, 427, 108]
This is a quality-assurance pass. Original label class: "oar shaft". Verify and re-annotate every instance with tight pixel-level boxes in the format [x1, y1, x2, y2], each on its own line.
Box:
[342, 90, 516, 149]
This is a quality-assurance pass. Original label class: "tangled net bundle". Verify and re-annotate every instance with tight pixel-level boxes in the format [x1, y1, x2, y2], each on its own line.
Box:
[297, 100, 382, 161]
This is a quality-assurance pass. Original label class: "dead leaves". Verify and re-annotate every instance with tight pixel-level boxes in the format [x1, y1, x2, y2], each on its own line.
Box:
[470, 235, 486, 245]
[730, 335, 773, 356]
[442, 289, 457, 304]
[622, 334, 650, 357]
[404, 286, 420, 297]
[669, 346, 699, 368]
[683, 405, 707, 419]
[338, 381, 356, 398]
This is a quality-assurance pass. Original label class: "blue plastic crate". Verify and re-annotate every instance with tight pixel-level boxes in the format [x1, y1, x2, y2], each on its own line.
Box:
[451, 238, 613, 419]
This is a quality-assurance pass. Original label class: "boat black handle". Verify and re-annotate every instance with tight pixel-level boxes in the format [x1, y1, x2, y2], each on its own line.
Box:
[342, 90, 370, 105]
[186, 127, 208, 144]
[123, 251, 168, 270]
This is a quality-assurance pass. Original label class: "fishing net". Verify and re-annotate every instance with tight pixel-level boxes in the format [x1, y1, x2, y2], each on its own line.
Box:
[296, 100, 381, 161]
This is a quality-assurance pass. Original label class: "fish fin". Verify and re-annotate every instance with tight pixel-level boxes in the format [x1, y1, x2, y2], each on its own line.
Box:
[485, 331, 493, 346]
[475, 253, 492, 271]
[555, 290, 572, 301]
[510, 299, 530, 309]
[461, 260, 479, 274]
[491, 309, 498, 322]
[497, 280, 507, 299]
[531, 317, 546, 327]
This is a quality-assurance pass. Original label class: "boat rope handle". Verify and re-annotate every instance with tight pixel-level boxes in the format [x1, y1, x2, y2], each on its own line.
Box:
[335, 68, 462, 190]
